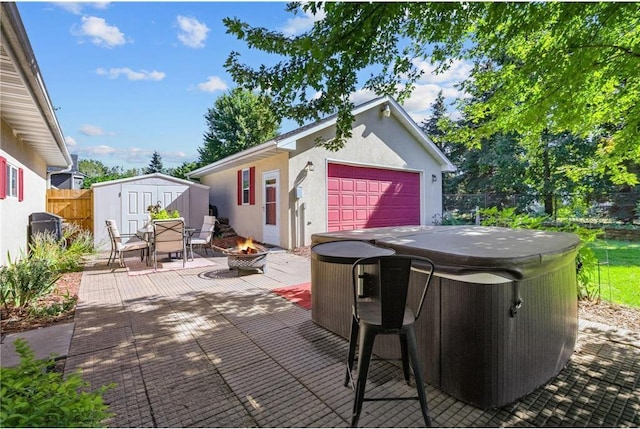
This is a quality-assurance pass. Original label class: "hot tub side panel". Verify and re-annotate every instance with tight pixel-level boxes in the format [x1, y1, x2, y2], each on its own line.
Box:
[439, 261, 578, 409]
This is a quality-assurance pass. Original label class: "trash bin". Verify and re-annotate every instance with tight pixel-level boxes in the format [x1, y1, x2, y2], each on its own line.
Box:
[29, 212, 63, 243]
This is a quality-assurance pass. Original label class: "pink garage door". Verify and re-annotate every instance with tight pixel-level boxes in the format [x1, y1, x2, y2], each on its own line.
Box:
[327, 163, 420, 232]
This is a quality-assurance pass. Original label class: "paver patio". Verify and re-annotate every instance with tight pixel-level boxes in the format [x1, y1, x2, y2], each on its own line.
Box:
[63, 251, 638, 427]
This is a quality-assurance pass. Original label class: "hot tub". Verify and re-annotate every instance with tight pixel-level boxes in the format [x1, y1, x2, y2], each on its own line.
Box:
[311, 225, 581, 408]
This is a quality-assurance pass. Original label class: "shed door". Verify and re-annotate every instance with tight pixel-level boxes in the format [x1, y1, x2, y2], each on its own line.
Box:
[121, 185, 190, 235]
[327, 163, 420, 232]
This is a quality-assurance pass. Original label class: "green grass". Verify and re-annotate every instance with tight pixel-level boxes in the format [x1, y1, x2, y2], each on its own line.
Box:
[588, 239, 640, 307]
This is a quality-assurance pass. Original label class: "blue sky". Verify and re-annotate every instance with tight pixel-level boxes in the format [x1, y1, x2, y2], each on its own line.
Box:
[17, 2, 470, 170]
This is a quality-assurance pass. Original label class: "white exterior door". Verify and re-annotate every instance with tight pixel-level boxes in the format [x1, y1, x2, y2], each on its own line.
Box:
[122, 185, 154, 235]
[121, 184, 190, 235]
[262, 170, 279, 246]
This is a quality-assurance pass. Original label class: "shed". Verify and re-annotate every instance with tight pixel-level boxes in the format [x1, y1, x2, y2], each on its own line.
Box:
[188, 96, 456, 249]
[92, 173, 210, 251]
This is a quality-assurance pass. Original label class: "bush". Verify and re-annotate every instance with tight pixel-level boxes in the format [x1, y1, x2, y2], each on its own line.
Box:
[478, 207, 602, 300]
[0, 251, 60, 309]
[0, 339, 113, 427]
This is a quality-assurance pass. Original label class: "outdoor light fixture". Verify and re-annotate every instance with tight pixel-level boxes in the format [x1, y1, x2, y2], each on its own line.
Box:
[432, 174, 438, 182]
[381, 104, 391, 118]
[306, 161, 315, 171]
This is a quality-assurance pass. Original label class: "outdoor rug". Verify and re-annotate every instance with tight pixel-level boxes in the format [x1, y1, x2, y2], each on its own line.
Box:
[124, 253, 219, 276]
[272, 282, 311, 310]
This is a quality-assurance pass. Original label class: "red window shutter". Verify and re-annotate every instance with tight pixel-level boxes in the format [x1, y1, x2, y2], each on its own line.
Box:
[18, 168, 24, 201]
[0, 157, 6, 200]
[18, 168, 24, 202]
[237, 169, 242, 205]
[249, 166, 256, 205]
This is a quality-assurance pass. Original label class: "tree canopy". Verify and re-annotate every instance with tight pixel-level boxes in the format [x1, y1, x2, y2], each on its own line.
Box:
[198, 88, 280, 165]
[224, 2, 640, 184]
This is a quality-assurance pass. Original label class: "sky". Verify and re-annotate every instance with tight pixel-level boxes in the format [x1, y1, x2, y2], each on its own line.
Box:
[17, 2, 471, 171]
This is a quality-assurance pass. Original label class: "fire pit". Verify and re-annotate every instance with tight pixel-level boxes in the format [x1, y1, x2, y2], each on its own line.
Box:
[217, 238, 268, 275]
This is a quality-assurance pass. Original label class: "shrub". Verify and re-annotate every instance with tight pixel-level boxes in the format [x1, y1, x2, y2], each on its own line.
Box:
[0, 339, 113, 428]
[147, 202, 180, 220]
[0, 252, 60, 309]
[478, 207, 602, 300]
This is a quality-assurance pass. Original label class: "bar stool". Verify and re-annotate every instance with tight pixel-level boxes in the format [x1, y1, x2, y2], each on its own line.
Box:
[344, 254, 435, 427]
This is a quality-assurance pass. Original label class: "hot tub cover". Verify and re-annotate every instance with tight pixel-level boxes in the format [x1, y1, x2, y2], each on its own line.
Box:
[311, 225, 581, 281]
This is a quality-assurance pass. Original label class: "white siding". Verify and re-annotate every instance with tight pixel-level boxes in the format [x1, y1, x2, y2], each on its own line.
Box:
[0, 119, 48, 265]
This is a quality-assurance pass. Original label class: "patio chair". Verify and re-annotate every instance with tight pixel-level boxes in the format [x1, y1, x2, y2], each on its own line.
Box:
[188, 215, 218, 260]
[345, 254, 435, 428]
[152, 218, 186, 270]
[105, 219, 149, 268]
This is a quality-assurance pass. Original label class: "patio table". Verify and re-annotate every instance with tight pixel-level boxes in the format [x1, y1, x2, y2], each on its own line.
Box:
[136, 224, 196, 260]
[311, 225, 581, 409]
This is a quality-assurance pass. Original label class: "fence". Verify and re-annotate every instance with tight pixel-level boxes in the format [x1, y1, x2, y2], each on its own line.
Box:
[46, 189, 93, 232]
[443, 192, 640, 224]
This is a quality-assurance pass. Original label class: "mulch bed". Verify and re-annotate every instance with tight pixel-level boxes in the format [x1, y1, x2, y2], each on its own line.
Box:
[1, 271, 82, 335]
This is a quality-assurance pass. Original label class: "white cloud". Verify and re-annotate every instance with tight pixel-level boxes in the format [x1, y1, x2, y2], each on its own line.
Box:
[80, 124, 107, 136]
[280, 7, 326, 36]
[197, 76, 228, 92]
[413, 58, 472, 85]
[401, 84, 461, 112]
[74, 16, 125, 48]
[176, 15, 210, 48]
[96, 67, 166, 81]
[349, 89, 379, 106]
[65, 136, 77, 147]
[54, 2, 110, 15]
[77, 145, 118, 156]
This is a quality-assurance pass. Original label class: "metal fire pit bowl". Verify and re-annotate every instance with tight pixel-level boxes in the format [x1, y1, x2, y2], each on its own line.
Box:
[225, 244, 268, 275]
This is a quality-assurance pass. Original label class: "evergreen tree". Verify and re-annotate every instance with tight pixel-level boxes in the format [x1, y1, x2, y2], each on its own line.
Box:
[145, 151, 164, 174]
[421, 91, 447, 150]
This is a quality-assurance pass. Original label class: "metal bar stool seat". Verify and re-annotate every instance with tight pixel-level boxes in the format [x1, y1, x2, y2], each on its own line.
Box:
[345, 254, 435, 427]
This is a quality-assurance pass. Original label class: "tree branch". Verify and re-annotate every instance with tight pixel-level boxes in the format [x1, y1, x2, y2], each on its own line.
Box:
[569, 44, 640, 58]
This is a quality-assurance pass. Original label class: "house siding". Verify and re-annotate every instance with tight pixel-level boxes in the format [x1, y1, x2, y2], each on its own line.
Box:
[0, 119, 48, 265]
[201, 152, 289, 246]
[287, 107, 442, 247]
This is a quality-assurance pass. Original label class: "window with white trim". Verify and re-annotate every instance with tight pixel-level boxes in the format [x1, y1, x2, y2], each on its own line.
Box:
[242, 168, 250, 204]
[6, 163, 18, 198]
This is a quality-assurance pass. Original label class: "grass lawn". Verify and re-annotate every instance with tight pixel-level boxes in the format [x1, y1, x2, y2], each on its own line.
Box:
[588, 239, 640, 307]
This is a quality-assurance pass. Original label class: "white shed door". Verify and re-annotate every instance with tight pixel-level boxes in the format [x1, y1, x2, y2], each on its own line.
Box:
[121, 185, 190, 235]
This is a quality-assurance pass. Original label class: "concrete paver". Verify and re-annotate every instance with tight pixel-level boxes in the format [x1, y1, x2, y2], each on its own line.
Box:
[2, 251, 639, 427]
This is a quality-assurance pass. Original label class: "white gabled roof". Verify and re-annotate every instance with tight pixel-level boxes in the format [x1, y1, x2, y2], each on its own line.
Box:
[188, 95, 455, 179]
[90, 172, 209, 189]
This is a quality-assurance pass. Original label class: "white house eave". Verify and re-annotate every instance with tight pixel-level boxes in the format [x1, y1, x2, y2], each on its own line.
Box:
[188, 140, 296, 178]
[1, 3, 72, 169]
[91, 172, 209, 189]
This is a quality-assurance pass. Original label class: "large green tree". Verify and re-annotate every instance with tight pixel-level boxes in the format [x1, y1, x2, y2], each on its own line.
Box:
[224, 2, 640, 183]
[198, 88, 280, 165]
[78, 159, 140, 188]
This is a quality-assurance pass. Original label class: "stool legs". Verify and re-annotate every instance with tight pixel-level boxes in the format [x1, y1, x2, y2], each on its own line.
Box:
[344, 312, 359, 387]
[406, 326, 432, 427]
[351, 324, 375, 428]
[400, 334, 411, 384]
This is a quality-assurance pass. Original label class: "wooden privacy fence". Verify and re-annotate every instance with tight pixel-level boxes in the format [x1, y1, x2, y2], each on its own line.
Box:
[46, 189, 93, 232]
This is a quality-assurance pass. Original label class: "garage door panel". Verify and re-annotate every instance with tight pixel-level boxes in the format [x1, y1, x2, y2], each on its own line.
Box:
[327, 163, 420, 231]
[341, 180, 354, 191]
[341, 195, 354, 206]
[327, 178, 340, 191]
